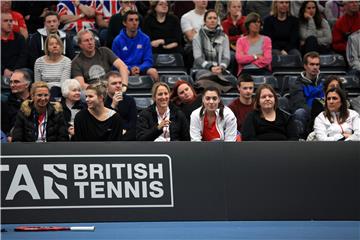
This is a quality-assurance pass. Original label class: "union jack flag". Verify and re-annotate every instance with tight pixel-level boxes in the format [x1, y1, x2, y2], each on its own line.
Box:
[95, 0, 122, 23]
[57, 0, 97, 32]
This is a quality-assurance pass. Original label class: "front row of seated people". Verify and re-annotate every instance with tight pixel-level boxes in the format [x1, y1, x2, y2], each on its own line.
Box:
[9, 75, 359, 142]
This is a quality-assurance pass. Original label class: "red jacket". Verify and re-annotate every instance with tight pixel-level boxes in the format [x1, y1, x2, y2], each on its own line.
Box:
[221, 15, 247, 47]
[332, 12, 360, 53]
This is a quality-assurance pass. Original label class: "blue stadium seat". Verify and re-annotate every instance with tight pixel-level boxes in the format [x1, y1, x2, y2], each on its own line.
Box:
[160, 75, 194, 89]
[127, 76, 154, 94]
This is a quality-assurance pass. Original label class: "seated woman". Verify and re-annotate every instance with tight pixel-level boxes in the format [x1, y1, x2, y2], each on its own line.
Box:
[190, 86, 237, 141]
[193, 9, 231, 80]
[242, 84, 299, 141]
[263, 0, 301, 56]
[299, 0, 332, 55]
[60, 79, 87, 139]
[74, 82, 123, 141]
[137, 82, 190, 141]
[142, 0, 182, 54]
[34, 34, 71, 99]
[170, 80, 202, 121]
[235, 12, 272, 76]
[12, 81, 68, 142]
[313, 87, 359, 141]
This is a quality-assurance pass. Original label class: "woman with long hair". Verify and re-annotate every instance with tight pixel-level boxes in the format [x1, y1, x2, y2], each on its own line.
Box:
[137, 82, 190, 141]
[193, 9, 230, 79]
[170, 80, 202, 121]
[242, 84, 299, 140]
[142, 0, 182, 54]
[190, 86, 237, 141]
[314, 87, 359, 141]
[299, 0, 332, 55]
[263, 0, 301, 56]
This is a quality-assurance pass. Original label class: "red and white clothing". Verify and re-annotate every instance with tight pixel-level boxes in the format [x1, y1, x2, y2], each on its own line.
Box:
[190, 106, 237, 142]
[95, 0, 121, 24]
[57, 0, 97, 32]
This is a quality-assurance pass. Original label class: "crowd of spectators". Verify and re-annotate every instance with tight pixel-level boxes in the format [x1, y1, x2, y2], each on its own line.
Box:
[1, 0, 360, 142]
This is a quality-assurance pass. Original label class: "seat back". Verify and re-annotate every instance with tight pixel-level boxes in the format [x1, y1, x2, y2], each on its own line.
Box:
[160, 75, 194, 89]
[127, 76, 154, 94]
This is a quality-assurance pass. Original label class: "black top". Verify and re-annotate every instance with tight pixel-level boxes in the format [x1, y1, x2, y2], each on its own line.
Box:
[242, 108, 299, 141]
[74, 109, 123, 141]
[175, 95, 203, 122]
[142, 12, 183, 54]
[104, 94, 137, 141]
[136, 103, 190, 141]
[1, 32, 28, 74]
[262, 15, 300, 52]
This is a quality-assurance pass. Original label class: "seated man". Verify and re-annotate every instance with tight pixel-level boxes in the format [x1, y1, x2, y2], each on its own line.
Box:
[1, 0, 28, 39]
[28, 11, 75, 69]
[289, 51, 323, 137]
[1, 12, 28, 79]
[332, 0, 360, 56]
[346, 30, 360, 78]
[112, 10, 159, 82]
[71, 29, 129, 90]
[104, 71, 137, 140]
[1, 69, 31, 140]
[228, 73, 255, 133]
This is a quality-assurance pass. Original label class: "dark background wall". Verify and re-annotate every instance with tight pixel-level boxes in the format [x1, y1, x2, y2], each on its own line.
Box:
[1, 142, 359, 223]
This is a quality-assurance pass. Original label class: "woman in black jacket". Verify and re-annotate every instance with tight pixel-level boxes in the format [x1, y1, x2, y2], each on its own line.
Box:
[137, 82, 190, 141]
[12, 81, 68, 142]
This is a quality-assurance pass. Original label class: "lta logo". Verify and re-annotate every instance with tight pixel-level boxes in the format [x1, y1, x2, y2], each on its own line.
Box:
[43, 164, 68, 199]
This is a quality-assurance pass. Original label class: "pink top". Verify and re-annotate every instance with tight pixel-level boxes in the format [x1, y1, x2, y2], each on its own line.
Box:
[235, 35, 272, 75]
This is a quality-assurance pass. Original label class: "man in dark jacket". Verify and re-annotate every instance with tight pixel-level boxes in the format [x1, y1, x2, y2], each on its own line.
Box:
[27, 11, 75, 69]
[12, 81, 68, 142]
[104, 71, 137, 140]
[1, 69, 31, 138]
[289, 51, 323, 136]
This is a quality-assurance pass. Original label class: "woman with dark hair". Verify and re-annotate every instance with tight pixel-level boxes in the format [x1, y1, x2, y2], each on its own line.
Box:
[263, 0, 301, 56]
[235, 12, 272, 76]
[242, 84, 299, 141]
[193, 9, 230, 79]
[170, 80, 202, 121]
[299, 0, 332, 55]
[74, 81, 123, 141]
[313, 87, 359, 141]
[190, 86, 237, 141]
[137, 82, 190, 141]
[142, 0, 182, 54]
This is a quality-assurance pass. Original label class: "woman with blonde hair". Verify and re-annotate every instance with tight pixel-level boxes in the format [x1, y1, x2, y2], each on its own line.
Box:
[263, 0, 301, 56]
[137, 82, 190, 141]
[34, 34, 71, 91]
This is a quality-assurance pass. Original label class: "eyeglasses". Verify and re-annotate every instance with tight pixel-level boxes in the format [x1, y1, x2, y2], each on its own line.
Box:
[35, 94, 50, 98]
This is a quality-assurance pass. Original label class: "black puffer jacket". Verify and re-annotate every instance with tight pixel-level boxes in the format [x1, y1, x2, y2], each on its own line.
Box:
[12, 100, 68, 142]
[136, 103, 190, 141]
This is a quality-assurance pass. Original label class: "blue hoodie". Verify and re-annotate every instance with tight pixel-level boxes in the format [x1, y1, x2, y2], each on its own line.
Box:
[112, 29, 153, 72]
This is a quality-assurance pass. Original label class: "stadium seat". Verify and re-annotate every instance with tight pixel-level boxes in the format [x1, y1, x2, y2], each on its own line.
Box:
[131, 94, 153, 112]
[251, 75, 279, 92]
[281, 75, 299, 96]
[319, 54, 347, 75]
[153, 53, 187, 76]
[272, 55, 303, 75]
[127, 75, 154, 94]
[320, 75, 360, 96]
[221, 92, 239, 106]
[160, 75, 194, 89]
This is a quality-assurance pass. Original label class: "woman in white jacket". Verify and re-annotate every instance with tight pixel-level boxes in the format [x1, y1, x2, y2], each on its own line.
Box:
[314, 87, 360, 141]
[190, 86, 237, 141]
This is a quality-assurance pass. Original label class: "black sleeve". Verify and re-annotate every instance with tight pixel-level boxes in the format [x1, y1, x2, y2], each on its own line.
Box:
[15, 34, 28, 70]
[179, 110, 190, 141]
[286, 114, 300, 140]
[65, 35, 76, 60]
[285, 17, 300, 52]
[11, 112, 26, 142]
[136, 110, 162, 141]
[241, 111, 258, 141]
[73, 112, 85, 141]
[289, 78, 308, 112]
[56, 112, 70, 141]
[27, 34, 41, 69]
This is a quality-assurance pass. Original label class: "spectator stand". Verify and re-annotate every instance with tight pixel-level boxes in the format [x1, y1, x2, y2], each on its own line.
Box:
[319, 54, 347, 75]
[271, 55, 303, 90]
